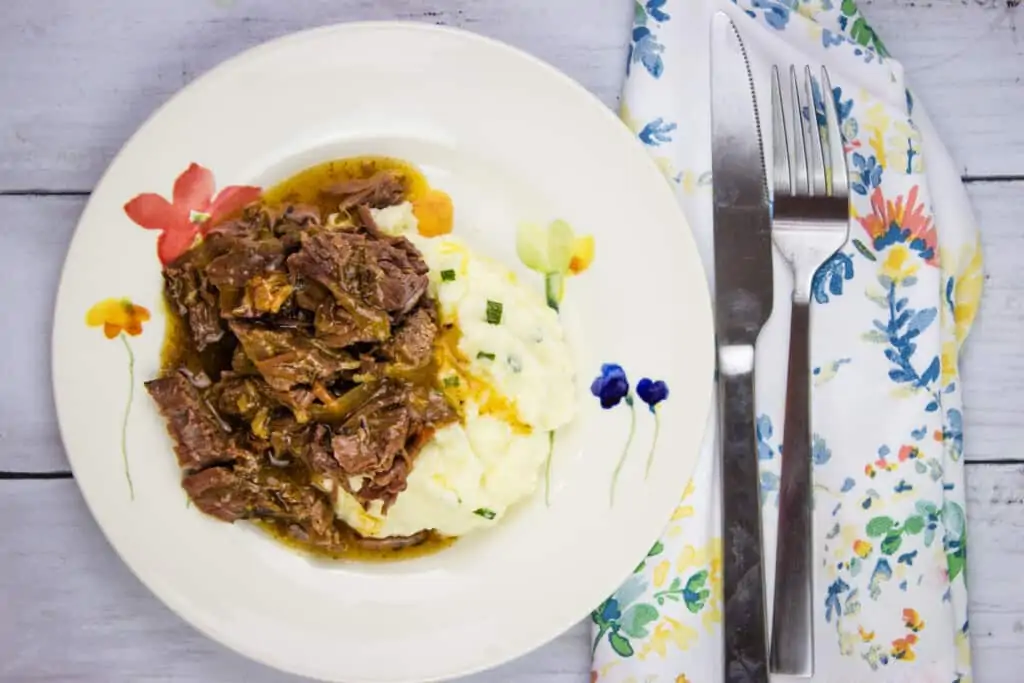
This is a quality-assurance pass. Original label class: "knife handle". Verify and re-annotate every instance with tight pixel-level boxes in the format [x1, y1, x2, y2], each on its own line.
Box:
[719, 351, 769, 683]
[771, 300, 815, 676]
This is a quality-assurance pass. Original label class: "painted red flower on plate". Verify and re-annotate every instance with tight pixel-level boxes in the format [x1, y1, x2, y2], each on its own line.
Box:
[124, 162, 261, 265]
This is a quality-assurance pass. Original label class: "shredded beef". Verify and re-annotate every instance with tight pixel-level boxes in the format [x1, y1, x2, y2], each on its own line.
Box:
[229, 320, 359, 392]
[181, 467, 256, 522]
[382, 305, 438, 370]
[322, 170, 405, 211]
[145, 374, 237, 473]
[147, 170, 458, 557]
[163, 254, 224, 352]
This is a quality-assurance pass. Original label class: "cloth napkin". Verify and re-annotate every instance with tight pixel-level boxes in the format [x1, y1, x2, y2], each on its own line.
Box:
[590, 1, 983, 681]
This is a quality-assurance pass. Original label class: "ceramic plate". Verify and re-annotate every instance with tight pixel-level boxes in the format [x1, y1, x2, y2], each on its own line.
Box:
[52, 22, 714, 683]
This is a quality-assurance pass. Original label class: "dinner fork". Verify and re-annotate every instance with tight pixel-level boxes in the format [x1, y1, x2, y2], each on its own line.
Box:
[768, 64, 850, 677]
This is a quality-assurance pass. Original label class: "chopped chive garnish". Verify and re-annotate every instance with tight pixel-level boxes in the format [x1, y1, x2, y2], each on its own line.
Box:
[440, 269, 456, 282]
[507, 355, 522, 373]
[474, 508, 497, 520]
[485, 300, 503, 325]
[477, 351, 496, 361]
[443, 375, 460, 388]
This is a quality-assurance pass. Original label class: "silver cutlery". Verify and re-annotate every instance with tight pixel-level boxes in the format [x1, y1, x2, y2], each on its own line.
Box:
[711, 13, 773, 683]
[768, 64, 850, 677]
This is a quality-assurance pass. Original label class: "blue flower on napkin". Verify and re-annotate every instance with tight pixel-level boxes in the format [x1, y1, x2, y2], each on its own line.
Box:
[638, 117, 677, 146]
[811, 251, 855, 303]
[628, 27, 665, 78]
[645, 0, 671, 22]
[756, 414, 775, 461]
[852, 153, 884, 195]
[825, 577, 851, 622]
[740, 0, 792, 31]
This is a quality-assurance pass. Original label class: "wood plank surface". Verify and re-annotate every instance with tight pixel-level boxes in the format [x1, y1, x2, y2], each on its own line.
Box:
[958, 181, 1024, 463]
[1, 0, 1022, 192]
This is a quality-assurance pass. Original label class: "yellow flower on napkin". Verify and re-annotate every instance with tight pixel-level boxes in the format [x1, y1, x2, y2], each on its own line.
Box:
[949, 238, 984, 343]
[903, 608, 925, 632]
[880, 245, 919, 284]
[639, 616, 698, 659]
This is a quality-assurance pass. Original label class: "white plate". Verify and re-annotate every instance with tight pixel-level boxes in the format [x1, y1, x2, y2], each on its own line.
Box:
[52, 22, 714, 683]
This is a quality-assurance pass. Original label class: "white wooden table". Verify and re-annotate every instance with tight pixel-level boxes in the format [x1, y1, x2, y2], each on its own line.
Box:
[2, 1, 1022, 681]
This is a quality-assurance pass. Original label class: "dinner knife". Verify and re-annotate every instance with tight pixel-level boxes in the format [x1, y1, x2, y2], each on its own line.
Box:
[710, 13, 773, 683]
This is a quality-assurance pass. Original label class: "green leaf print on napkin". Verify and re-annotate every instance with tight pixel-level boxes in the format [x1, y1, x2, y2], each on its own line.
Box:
[839, 0, 889, 55]
[621, 603, 659, 638]
[867, 514, 926, 555]
[651, 570, 710, 614]
[608, 631, 634, 657]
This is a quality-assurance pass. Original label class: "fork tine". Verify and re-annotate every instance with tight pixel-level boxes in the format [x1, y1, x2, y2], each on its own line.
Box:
[788, 65, 809, 196]
[820, 66, 849, 199]
[771, 66, 792, 197]
[804, 66, 827, 196]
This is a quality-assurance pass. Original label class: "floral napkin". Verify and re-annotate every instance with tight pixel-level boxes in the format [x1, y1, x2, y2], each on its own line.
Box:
[591, 0, 983, 681]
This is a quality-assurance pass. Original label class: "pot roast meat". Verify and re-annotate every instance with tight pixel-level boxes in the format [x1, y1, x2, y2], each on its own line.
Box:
[181, 458, 342, 548]
[375, 239, 430, 316]
[181, 467, 257, 522]
[322, 170, 405, 212]
[203, 233, 286, 290]
[229, 320, 360, 393]
[381, 305, 437, 371]
[327, 379, 456, 510]
[145, 374, 239, 473]
[349, 530, 429, 552]
[287, 228, 429, 327]
[313, 301, 389, 349]
[149, 166, 459, 557]
[163, 253, 224, 352]
[300, 424, 343, 478]
[287, 231, 393, 340]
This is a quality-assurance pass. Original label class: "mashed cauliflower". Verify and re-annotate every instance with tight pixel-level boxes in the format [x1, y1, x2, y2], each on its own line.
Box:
[333, 203, 576, 538]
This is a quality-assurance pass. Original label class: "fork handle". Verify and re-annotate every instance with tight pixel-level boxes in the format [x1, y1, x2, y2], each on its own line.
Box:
[770, 300, 815, 676]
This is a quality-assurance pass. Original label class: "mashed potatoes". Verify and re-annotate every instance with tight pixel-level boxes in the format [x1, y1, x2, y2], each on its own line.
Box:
[333, 203, 576, 538]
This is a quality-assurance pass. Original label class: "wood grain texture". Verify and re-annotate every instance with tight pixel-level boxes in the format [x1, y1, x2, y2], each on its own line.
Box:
[0, 466, 1020, 681]
[2, 0, 1023, 191]
[861, 0, 1024, 178]
[0, 196, 79, 472]
[6, 179, 1019, 472]
[959, 181, 1024, 463]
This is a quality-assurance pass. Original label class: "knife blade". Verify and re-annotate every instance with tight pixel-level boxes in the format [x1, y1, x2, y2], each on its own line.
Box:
[710, 12, 773, 683]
